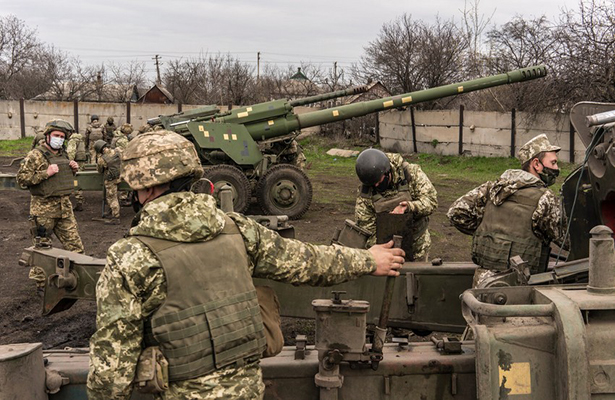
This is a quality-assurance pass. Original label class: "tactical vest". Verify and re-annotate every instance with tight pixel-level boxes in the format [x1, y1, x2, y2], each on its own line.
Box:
[359, 172, 429, 240]
[472, 186, 551, 274]
[137, 216, 266, 382]
[74, 138, 87, 162]
[28, 146, 75, 198]
[101, 150, 121, 181]
[89, 124, 104, 142]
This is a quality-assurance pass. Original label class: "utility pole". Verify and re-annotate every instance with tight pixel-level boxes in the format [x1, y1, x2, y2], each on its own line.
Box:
[257, 52, 261, 81]
[333, 61, 338, 90]
[153, 54, 162, 84]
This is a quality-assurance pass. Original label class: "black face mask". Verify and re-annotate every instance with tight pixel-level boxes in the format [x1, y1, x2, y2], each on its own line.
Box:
[131, 190, 143, 213]
[375, 172, 391, 193]
[538, 163, 560, 187]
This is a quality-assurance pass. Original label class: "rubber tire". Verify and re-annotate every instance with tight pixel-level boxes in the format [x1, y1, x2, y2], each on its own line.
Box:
[203, 165, 251, 214]
[256, 164, 312, 220]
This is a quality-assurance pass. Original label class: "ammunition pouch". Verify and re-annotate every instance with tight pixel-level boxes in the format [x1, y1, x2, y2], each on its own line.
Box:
[331, 219, 372, 249]
[135, 346, 169, 394]
[256, 286, 284, 358]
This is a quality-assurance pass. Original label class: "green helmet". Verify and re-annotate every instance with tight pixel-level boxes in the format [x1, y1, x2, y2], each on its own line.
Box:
[43, 119, 75, 136]
[91, 115, 99, 122]
[120, 123, 133, 134]
[107, 116, 114, 124]
[94, 140, 108, 154]
[121, 130, 204, 190]
[355, 148, 391, 186]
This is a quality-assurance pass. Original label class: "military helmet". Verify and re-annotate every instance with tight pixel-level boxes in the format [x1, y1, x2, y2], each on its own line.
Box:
[120, 123, 133, 134]
[94, 140, 107, 154]
[121, 130, 204, 190]
[91, 114, 99, 122]
[355, 148, 391, 186]
[107, 116, 114, 124]
[43, 119, 74, 136]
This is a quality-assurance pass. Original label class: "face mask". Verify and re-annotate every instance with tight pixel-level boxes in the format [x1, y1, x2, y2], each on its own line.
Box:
[375, 172, 391, 193]
[49, 136, 64, 150]
[538, 163, 560, 186]
[131, 190, 143, 213]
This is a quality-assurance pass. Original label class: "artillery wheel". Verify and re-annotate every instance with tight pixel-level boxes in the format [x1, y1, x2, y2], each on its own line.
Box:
[256, 164, 312, 220]
[203, 165, 251, 214]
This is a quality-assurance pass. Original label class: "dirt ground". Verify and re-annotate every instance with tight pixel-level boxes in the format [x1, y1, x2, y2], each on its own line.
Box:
[0, 156, 469, 349]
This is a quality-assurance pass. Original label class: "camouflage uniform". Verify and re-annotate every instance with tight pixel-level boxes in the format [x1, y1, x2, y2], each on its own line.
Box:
[85, 119, 106, 162]
[111, 123, 132, 150]
[66, 132, 87, 210]
[104, 117, 117, 144]
[447, 134, 565, 287]
[355, 153, 438, 260]
[96, 146, 122, 220]
[17, 144, 84, 286]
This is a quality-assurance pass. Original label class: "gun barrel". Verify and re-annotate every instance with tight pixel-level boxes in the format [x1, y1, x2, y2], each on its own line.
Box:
[296, 65, 547, 130]
[586, 110, 615, 127]
[289, 85, 370, 107]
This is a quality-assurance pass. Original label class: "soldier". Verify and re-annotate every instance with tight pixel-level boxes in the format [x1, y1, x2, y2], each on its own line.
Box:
[104, 116, 117, 144]
[87, 130, 404, 400]
[66, 129, 88, 211]
[447, 134, 565, 287]
[111, 123, 131, 150]
[84, 115, 105, 163]
[354, 148, 438, 261]
[94, 140, 122, 225]
[30, 126, 45, 150]
[17, 119, 84, 289]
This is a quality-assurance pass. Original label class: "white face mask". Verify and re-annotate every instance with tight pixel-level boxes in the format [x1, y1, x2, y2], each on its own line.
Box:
[49, 136, 65, 150]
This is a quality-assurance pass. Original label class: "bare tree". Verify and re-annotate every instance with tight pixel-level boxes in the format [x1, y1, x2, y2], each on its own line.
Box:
[105, 61, 147, 102]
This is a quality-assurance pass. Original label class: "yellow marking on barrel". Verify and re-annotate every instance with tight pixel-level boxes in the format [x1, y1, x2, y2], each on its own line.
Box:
[203, 131, 209, 138]
[74, 180, 78, 187]
[238, 111, 249, 118]
[458, 86, 464, 93]
[198, 126, 204, 132]
[223, 134, 229, 141]
[383, 100, 394, 108]
[332, 110, 339, 117]
[247, 107, 253, 112]
[498, 362, 531, 395]
[402, 96, 412, 104]
[268, 120, 274, 126]
[231, 134, 237, 141]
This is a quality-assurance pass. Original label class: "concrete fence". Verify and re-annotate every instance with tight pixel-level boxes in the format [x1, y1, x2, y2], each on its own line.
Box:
[379, 106, 586, 163]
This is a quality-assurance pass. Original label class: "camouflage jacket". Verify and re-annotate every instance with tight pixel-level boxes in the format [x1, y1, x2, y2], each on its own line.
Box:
[355, 153, 438, 258]
[111, 131, 129, 150]
[447, 169, 566, 245]
[87, 192, 376, 400]
[66, 133, 85, 165]
[16, 146, 73, 218]
[84, 121, 105, 145]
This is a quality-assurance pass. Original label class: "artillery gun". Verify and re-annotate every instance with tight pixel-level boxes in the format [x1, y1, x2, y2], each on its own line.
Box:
[4, 225, 615, 398]
[147, 66, 547, 218]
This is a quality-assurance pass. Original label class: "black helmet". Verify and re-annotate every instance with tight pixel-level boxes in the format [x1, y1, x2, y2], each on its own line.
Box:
[355, 148, 390, 186]
[91, 114, 99, 122]
[43, 119, 74, 136]
[94, 140, 108, 154]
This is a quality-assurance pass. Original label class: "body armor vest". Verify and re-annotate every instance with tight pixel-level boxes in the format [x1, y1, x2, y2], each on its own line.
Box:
[136, 216, 266, 382]
[28, 146, 75, 198]
[360, 172, 429, 240]
[89, 124, 104, 142]
[472, 186, 550, 274]
[101, 150, 121, 181]
[74, 138, 87, 162]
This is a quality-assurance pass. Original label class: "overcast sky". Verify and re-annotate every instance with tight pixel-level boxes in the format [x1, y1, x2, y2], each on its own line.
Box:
[1, 0, 580, 80]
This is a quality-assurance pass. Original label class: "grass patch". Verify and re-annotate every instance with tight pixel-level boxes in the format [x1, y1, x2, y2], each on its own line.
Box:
[0, 138, 32, 157]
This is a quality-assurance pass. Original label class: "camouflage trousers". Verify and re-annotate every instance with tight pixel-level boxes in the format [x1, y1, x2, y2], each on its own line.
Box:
[88, 144, 98, 164]
[105, 179, 120, 218]
[72, 189, 84, 207]
[29, 213, 84, 287]
[156, 362, 264, 400]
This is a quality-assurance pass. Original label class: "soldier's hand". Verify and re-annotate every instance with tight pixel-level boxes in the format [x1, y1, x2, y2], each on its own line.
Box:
[391, 201, 409, 214]
[46, 164, 59, 176]
[368, 240, 405, 276]
[69, 160, 79, 171]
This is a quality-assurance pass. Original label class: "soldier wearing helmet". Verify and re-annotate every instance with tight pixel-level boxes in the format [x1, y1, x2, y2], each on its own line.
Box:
[66, 126, 88, 212]
[110, 123, 132, 150]
[93, 140, 122, 224]
[354, 149, 438, 261]
[85, 114, 105, 162]
[87, 130, 406, 400]
[104, 116, 117, 145]
[448, 134, 567, 287]
[17, 119, 84, 290]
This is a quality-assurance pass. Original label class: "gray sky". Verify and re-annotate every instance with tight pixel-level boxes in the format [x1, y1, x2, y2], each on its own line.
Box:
[1, 0, 579, 80]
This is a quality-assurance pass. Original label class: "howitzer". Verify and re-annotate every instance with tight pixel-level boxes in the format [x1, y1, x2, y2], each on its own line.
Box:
[151, 66, 547, 218]
[4, 225, 615, 399]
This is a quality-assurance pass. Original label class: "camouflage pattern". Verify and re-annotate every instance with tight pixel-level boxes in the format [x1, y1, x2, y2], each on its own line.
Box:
[518, 133, 561, 164]
[85, 120, 105, 162]
[104, 118, 117, 143]
[66, 133, 85, 209]
[111, 130, 129, 150]
[30, 132, 45, 150]
[447, 169, 566, 283]
[97, 147, 122, 219]
[121, 130, 203, 190]
[355, 153, 437, 260]
[87, 192, 376, 400]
